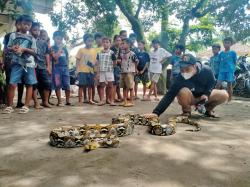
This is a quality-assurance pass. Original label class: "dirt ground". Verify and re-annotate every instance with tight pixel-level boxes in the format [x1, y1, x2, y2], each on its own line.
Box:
[0, 90, 250, 187]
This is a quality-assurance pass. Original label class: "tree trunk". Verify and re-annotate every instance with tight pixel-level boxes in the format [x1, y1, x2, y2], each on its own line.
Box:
[130, 19, 145, 41]
[160, 4, 169, 50]
[179, 17, 190, 46]
[157, 4, 169, 95]
[115, 0, 145, 41]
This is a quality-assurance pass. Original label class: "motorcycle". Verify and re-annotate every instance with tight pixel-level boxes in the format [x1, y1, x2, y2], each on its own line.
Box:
[233, 54, 250, 97]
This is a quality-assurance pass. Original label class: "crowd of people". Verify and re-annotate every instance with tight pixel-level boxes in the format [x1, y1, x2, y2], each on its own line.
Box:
[0, 14, 236, 116]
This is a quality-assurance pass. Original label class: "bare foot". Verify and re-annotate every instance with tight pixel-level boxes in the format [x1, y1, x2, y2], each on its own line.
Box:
[35, 104, 43, 109]
[43, 103, 52, 108]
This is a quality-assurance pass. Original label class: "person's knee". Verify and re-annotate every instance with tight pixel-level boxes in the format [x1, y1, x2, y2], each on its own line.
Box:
[220, 90, 229, 102]
[178, 87, 192, 97]
[177, 88, 193, 105]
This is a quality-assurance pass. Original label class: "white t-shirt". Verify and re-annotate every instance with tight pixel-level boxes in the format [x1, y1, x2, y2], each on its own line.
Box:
[149, 48, 172, 73]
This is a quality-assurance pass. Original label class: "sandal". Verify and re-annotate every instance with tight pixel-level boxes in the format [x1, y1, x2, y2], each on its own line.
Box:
[204, 111, 219, 118]
[16, 102, 24, 108]
[2, 106, 14, 114]
[65, 102, 73, 106]
[123, 103, 134, 107]
[18, 106, 29, 114]
[57, 103, 65, 107]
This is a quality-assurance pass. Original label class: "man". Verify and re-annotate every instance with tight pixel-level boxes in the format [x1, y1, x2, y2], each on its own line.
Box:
[145, 54, 229, 118]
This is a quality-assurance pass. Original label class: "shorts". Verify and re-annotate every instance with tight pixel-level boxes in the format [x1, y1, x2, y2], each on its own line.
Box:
[134, 71, 149, 84]
[52, 66, 70, 90]
[36, 69, 52, 90]
[77, 72, 94, 87]
[149, 72, 161, 83]
[218, 72, 234, 83]
[9, 64, 37, 85]
[99, 71, 114, 83]
[120, 73, 134, 89]
[113, 66, 121, 86]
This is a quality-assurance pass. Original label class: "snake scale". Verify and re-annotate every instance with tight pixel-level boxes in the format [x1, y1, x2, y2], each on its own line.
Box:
[49, 114, 201, 151]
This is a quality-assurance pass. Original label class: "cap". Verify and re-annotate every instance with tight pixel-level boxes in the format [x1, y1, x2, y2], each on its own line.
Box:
[179, 54, 197, 69]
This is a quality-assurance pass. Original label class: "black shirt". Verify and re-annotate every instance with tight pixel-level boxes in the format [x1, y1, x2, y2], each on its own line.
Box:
[153, 63, 216, 116]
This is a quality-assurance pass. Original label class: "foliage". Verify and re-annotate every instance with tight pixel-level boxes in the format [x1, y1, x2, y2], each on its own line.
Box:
[50, 0, 250, 50]
[0, 0, 33, 19]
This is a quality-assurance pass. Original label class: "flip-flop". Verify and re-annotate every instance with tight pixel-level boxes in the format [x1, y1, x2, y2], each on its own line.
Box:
[109, 102, 117, 106]
[204, 111, 219, 118]
[123, 103, 134, 107]
[18, 106, 29, 114]
[2, 106, 14, 114]
[65, 102, 74, 106]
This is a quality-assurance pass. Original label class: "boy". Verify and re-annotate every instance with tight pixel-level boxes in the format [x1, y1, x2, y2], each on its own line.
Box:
[94, 32, 104, 102]
[146, 39, 172, 101]
[119, 38, 139, 107]
[111, 35, 123, 102]
[75, 33, 97, 105]
[51, 31, 71, 106]
[216, 37, 237, 101]
[134, 40, 150, 100]
[209, 43, 221, 79]
[3, 16, 24, 108]
[170, 44, 185, 80]
[3, 15, 37, 114]
[119, 30, 128, 40]
[96, 37, 116, 106]
[30, 22, 52, 108]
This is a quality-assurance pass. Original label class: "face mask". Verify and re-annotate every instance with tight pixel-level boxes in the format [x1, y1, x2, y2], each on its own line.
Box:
[181, 72, 193, 80]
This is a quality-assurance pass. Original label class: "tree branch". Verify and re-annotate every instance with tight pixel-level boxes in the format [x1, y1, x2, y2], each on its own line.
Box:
[193, 2, 225, 18]
[115, 0, 137, 24]
[191, 0, 207, 17]
[135, 0, 144, 18]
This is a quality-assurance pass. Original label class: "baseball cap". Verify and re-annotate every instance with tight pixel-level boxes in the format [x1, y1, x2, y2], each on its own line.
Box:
[179, 54, 197, 69]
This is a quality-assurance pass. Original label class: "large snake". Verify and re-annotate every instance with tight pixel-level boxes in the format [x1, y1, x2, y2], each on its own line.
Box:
[49, 114, 201, 151]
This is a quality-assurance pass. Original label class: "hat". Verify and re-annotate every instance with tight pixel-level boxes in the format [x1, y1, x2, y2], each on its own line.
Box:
[179, 54, 197, 69]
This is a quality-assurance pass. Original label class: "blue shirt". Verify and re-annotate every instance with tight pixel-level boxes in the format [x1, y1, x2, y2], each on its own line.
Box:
[209, 54, 220, 76]
[219, 51, 237, 73]
[170, 55, 181, 77]
[137, 51, 150, 71]
[51, 45, 69, 67]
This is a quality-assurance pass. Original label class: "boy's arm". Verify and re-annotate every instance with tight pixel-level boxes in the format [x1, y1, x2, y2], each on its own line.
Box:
[111, 52, 117, 66]
[45, 54, 51, 74]
[160, 49, 172, 64]
[20, 37, 37, 56]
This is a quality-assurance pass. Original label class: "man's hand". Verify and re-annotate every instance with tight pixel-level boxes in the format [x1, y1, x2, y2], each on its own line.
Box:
[142, 113, 158, 118]
[139, 70, 144, 75]
[200, 95, 208, 102]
